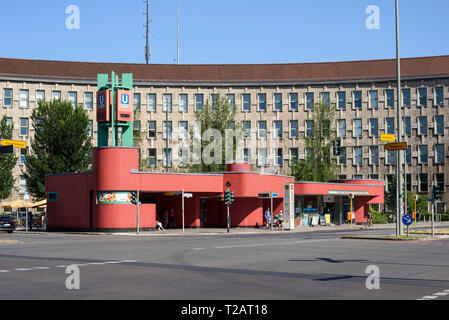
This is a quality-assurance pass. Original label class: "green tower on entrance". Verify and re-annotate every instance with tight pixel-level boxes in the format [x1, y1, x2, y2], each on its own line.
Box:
[96, 71, 134, 147]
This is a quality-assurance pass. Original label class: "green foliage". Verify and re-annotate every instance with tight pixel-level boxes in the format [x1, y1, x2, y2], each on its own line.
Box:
[384, 175, 396, 212]
[290, 99, 338, 182]
[369, 206, 389, 224]
[406, 191, 428, 215]
[0, 116, 17, 200]
[188, 94, 240, 172]
[24, 100, 93, 199]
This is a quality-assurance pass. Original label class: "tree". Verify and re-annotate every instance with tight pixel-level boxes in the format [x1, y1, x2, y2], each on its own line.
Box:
[290, 99, 339, 182]
[384, 175, 396, 213]
[24, 100, 93, 199]
[0, 116, 17, 200]
[188, 94, 240, 172]
[407, 191, 428, 215]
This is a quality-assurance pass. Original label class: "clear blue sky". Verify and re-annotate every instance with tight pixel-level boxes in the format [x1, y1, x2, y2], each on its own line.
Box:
[1, 0, 448, 64]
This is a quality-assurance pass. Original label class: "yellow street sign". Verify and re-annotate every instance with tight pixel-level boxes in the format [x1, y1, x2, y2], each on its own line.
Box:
[385, 142, 407, 151]
[0, 139, 26, 149]
[380, 134, 396, 142]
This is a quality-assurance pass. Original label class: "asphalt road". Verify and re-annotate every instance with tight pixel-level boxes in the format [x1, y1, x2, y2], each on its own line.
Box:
[1, 227, 448, 301]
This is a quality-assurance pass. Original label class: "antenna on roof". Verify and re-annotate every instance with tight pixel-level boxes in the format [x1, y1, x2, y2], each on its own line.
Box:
[144, 0, 151, 64]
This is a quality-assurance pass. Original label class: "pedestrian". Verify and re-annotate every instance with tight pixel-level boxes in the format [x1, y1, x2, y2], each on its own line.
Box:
[163, 209, 169, 229]
[264, 208, 271, 228]
[277, 210, 284, 230]
[416, 210, 420, 222]
[365, 212, 373, 229]
[169, 208, 175, 229]
[155, 220, 165, 231]
[28, 212, 33, 231]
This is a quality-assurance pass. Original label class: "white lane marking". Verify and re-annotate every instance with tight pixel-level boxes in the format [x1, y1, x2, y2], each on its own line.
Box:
[433, 292, 449, 296]
[421, 296, 438, 300]
[0, 270, 10, 273]
[14, 268, 33, 271]
[193, 238, 329, 250]
[33, 267, 51, 270]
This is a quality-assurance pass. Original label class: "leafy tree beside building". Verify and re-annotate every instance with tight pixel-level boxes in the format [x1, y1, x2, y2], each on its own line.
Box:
[0, 115, 17, 200]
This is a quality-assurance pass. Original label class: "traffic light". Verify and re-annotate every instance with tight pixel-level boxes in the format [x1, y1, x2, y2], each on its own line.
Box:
[229, 191, 234, 204]
[333, 140, 341, 156]
[131, 192, 137, 205]
[224, 190, 235, 205]
[432, 185, 442, 201]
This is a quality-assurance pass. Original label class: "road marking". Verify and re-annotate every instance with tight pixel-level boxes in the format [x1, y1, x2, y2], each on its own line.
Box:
[0, 270, 10, 273]
[193, 239, 329, 250]
[33, 267, 51, 270]
[14, 268, 33, 271]
[418, 290, 449, 300]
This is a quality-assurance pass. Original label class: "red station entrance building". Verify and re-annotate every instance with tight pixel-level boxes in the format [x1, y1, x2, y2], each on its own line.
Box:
[45, 147, 384, 232]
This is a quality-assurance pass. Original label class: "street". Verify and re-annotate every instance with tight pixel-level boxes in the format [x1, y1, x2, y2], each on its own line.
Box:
[1, 226, 449, 301]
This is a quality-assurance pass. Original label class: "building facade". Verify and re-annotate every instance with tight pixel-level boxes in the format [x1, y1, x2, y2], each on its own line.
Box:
[0, 56, 448, 213]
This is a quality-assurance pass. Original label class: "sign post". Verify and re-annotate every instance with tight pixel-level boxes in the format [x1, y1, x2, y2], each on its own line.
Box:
[24, 192, 29, 232]
[402, 214, 413, 237]
[348, 193, 354, 229]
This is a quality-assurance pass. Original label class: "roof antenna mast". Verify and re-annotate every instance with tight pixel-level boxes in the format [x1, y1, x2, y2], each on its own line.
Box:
[145, 0, 151, 64]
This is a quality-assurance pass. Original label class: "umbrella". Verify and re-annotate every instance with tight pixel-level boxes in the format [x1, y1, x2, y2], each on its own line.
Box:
[31, 199, 46, 208]
[3, 199, 28, 209]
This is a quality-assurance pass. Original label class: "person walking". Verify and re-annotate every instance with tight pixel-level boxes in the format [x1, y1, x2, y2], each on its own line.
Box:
[264, 208, 271, 229]
[28, 212, 33, 231]
[277, 210, 284, 230]
[169, 208, 176, 229]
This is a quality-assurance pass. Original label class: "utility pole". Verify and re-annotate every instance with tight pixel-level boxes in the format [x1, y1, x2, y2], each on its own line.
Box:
[145, 0, 150, 64]
[395, 0, 404, 236]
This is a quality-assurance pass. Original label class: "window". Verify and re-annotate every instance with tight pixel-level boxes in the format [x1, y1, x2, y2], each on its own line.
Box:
[162, 94, 172, 112]
[242, 121, 251, 139]
[320, 92, 330, 108]
[403, 117, 411, 136]
[210, 94, 219, 110]
[337, 91, 346, 110]
[148, 121, 156, 139]
[20, 118, 28, 136]
[435, 173, 445, 192]
[6, 117, 12, 128]
[354, 147, 362, 165]
[195, 94, 203, 111]
[275, 148, 283, 166]
[353, 119, 362, 137]
[402, 88, 411, 107]
[226, 94, 235, 111]
[179, 121, 188, 140]
[148, 93, 157, 112]
[405, 174, 412, 192]
[353, 91, 362, 109]
[305, 92, 314, 111]
[370, 146, 378, 165]
[418, 116, 428, 135]
[405, 145, 411, 164]
[305, 148, 314, 160]
[435, 144, 445, 164]
[385, 175, 394, 193]
[88, 120, 93, 137]
[258, 121, 267, 139]
[20, 89, 29, 108]
[386, 150, 395, 165]
[20, 147, 28, 165]
[243, 148, 250, 163]
[133, 120, 141, 131]
[133, 93, 141, 112]
[163, 121, 172, 140]
[290, 120, 298, 138]
[52, 91, 61, 100]
[257, 93, 266, 112]
[386, 89, 395, 108]
[418, 173, 428, 193]
[369, 90, 378, 109]
[385, 118, 395, 135]
[418, 87, 427, 106]
[242, 94, 251, 112]
[290, 148, 298, 163]
[353, 175, 363, 180]
[435, 87, 444, 105]
[418, 145, 428, 164]
[36, 90, 45, 103]
[435, 115, 444, 135]
[370, 174, 379, 180]
[273, 93, 282, 112]
[337, 119, 346, 138]
[369, 118, 378, 137]
[289, 93, 298, 111]
[273, 120, 282, 139]
[338, 147, 347, 165]
[179, 94, 188, 112]
[258, 148, 267, 167]
[68, 91, 77, 108]
[305, 120, 314, 138]
[179, 148, 189, 167]
[3, 88, 12, 107]
[148, 149, 157, 166]
[163, 148, 172, 167]
[19, 175, 27, 193]
[84, 92, 93, 110]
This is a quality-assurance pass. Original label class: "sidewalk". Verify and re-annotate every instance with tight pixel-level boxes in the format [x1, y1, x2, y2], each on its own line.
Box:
[14, 221, 449, 237]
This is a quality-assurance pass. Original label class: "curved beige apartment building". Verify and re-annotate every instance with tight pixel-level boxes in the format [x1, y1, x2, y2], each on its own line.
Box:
[0, 56, 448, 213]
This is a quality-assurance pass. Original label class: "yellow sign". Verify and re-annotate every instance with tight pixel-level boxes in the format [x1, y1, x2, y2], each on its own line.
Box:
[380, 134, 396, 142]
[0, 139, 26, 149]
[385, 142, 407, 151]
